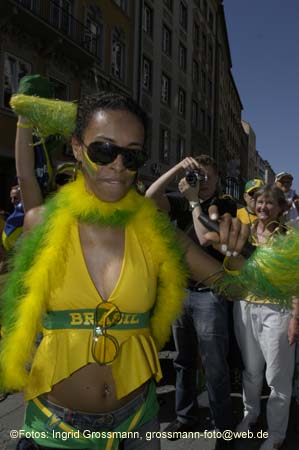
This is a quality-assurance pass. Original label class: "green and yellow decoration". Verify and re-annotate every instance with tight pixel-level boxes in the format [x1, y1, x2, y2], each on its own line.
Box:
[217, 228, 299, 307]
[10, 94, 77, 139]
[0, 174, 188, 392]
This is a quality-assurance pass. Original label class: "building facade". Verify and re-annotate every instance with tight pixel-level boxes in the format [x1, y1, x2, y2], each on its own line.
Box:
[212, 2, 246, 199]
[241, 119, 257, 180]
[264, 160, 275, 184]
[0, 0, 275, 210]
[0, 0, 139, 210]
[139, 0, 220, 185]
[139, 0, 247, 198]
[255, 152, 275, 185]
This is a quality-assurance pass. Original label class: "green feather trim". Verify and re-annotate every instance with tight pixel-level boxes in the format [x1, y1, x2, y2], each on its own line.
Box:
[73, 209, 136, 227]
[0, 176, 188, 391]
[133, 201, 188, 350]
[0, 199, 56, 334]
[215, 228, 299, 307]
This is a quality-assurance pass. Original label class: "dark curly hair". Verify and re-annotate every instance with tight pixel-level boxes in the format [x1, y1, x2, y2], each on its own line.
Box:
[73, 91, 148, 144]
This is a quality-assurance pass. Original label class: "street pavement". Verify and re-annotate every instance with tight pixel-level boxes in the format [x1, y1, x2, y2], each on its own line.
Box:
[1, 351, 299, 449]
[158, 352, 299, 450]
[0, 392, 24, 450]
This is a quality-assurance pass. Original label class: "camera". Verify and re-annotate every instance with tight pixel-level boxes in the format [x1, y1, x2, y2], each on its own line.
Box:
[185, 170, 208, 187]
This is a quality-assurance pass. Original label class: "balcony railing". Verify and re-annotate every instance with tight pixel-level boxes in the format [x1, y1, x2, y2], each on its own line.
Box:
[14, 0, 100, 57]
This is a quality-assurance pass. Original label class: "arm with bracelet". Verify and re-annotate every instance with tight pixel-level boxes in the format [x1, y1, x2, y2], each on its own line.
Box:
[198, 212, 254, 259]
[177, 176, 213, 246]
[16, 116, 44, 212]
[176, 215, 248, 287]
[145, 156, 200, 212]
[14, 74, 55, 212]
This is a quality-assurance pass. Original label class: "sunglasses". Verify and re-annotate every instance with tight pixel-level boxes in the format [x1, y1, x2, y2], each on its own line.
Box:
[247, 190, 258, 198]
[83, 141, 147, 171]
[92, 302, 121, 365]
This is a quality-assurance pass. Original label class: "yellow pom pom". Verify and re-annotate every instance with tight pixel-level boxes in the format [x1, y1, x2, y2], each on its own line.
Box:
[10, 94, 77, 138]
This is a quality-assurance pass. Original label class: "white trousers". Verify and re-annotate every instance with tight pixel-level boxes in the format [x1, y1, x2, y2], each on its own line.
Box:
[234, 301, 295, 442]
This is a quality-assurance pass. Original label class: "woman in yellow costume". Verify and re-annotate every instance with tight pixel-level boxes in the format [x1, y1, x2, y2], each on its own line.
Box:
[0, 91, 250, 450]
[234, 185, 299, 450]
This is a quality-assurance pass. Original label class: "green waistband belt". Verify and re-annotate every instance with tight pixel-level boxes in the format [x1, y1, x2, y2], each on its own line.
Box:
[43, 309, 150, 330]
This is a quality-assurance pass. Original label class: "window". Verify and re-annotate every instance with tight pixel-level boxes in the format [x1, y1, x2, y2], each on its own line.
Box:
[178, 88, 186, 117]
[202, 0, 208, 19]
[114, 0, 127, 13]
[160, 128, 170, 163]
[192, 60, 199, 83]
[49, 77, 68, 100]
[3, 53, 31, 108]
[143, 57, 152, 92]
[208, 45, 213, 69]
[19, 0, 34, 9]
[146, 118, 152, 158]
[202, 32, 207, 59]
[179, 2, 188, 30]
[111, 33, 125, 81]
[200, 108, 205, 133]
[192, 100, 198, 127]
[208, 80, 212, 102]
[84, 11, 103, 58]
[193, 22, 200, 46]
[143, 4, 153, 37]
[163, 0, 173, 10]
[177, 135, 185, 161]
[208, 10, 214, 30]
[179, 43, 187, 72]
[201, 70, 206, 95]
[162, 25, 172, 56]
[207, 116, 212, 138]
[51, 0, 73, 35]
[161, 74, 171, 105]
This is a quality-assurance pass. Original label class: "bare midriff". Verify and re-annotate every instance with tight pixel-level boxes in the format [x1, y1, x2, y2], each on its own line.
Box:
[44, 363, 146, 413]
[43, 224, 146, 413]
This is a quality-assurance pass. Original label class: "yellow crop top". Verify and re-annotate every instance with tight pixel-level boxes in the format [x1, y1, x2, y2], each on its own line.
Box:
[25, 221, 163, 400]
[243, 237, 279, 305]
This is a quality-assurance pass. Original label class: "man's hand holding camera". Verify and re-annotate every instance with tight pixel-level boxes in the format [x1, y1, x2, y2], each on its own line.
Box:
[146, 155, 249, 271]
[176, 156, 200, 173]
[178, 176, 200, 203]
[177, 157, 208, 204]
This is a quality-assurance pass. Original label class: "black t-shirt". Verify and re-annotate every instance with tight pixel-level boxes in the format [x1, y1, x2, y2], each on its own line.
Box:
[167, 192, 237, 282]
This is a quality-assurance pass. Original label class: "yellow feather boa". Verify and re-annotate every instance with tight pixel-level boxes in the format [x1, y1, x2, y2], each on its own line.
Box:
[1, 175, 188, 391]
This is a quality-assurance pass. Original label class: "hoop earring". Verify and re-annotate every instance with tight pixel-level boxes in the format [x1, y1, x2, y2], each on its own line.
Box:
[73, 161, 82, 181]
[134, 172, 145, 195]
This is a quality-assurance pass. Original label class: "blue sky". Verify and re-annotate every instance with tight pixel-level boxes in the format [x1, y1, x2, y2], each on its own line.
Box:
[223, 0, 299, 190]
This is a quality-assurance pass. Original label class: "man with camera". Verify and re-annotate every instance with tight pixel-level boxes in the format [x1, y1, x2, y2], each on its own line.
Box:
[146, 155, 236, 450]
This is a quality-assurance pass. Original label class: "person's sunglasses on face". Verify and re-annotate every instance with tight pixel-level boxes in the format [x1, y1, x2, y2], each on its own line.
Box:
[247, 190, 258, 198]
[82, 141, 148, 172]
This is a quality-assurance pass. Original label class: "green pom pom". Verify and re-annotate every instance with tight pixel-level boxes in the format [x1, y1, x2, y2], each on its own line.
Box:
[10, 94, 77, 139]
[17, 74, 53, 98]
[216, 229, 299, 308]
